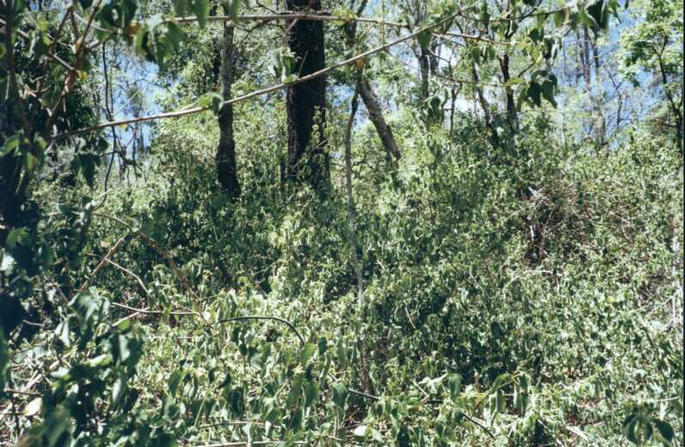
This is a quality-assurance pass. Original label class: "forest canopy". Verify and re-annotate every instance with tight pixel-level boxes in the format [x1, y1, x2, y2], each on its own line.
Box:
[0, 0, 683, 445]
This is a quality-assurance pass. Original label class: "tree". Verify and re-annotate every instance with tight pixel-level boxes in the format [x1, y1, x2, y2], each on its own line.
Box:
[285, 0, 329, 192]
[622, 0, 683, 148]
[216, 23, 240, 198]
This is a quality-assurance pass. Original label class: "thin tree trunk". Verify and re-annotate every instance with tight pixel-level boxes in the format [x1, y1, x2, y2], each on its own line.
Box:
[470, 61, 499, 145]
[499, 53, 517, 128]
[580, 25, 605, 145]
[216, 24, 240, 198]
[590, 29, 606, 145]
[471, 61, 492, 128]
[657, 52, 683, 149]
[344, 84, 372, 396]
[344, 88, 363, 299]
[285, 0, 328, 193]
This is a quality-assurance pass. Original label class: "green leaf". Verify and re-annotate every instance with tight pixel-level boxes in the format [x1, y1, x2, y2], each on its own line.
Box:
[353, 425, 367, 438]
[541, 79, 557, 107]
[1, 135, 21, 156]
[303, 379, 317, 406]
[24, 397, 42, 416]
[527, 82, 542, 107]
[23, 152, 37, 172]
[416, 31, 432, 53]
[79, 0, 93, 8]
[301, 342, 316, 365]
[111, 377, 127, 409]
[227, 387, 244, 415]
[192, 0, 210, 28]
[653, 419, 674, 443]
[55, 321, 71, 348]
[172, 0, 189, 15]
[115, 334, 131, 363]
[553, 10, 567, 27]
[169, 369, 185, 395]
[586, 0, 608, 29]
[218, 371, 232, 389]
[505, 77, 526, 88]
[0, 332, 8, 394]
[223, 0, 240, 20]
[623, 414, 640, 444]
[211, 93, 224, 114]
[447, 374, 462, 399]
[317, 337, 328, 354]
[332, 382, 348, 409]
[490, 373, 510, 391]
[495, 389, 505, 413]
[6, 228, 29, 249]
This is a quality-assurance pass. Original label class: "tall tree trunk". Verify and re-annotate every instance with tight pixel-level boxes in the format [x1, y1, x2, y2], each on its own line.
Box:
[216, 24, 240, 198]
[499, 53, 518, 128]
[285, 0, 328, 192]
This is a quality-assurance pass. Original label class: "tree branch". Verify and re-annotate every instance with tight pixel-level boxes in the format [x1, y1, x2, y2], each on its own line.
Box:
[54, 12, 476, 139]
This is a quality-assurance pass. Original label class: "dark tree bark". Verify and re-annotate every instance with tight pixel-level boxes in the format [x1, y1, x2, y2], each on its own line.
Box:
[286, 0, 328, 192]
[216, 24, 240, 198]
[0, 69, 23, 228]
[499, 54, 518, 128]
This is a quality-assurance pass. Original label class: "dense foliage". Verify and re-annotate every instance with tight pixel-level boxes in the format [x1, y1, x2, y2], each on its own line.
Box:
[1, 0, 682, 445]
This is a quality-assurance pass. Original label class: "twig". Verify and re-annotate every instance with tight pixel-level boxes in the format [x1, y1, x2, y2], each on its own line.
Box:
[347, 387, 380, 401]
[2, 389, 40, 397]
[459, 412, 496, 439]
[91, 235, 129, 276]
[110, 302, 197, 316]
[86, 254, 150, 295]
